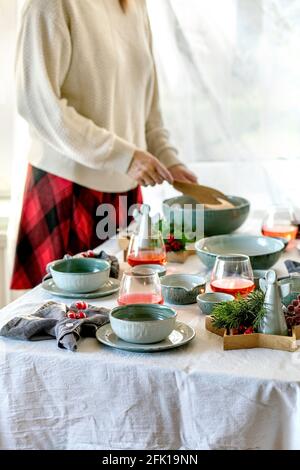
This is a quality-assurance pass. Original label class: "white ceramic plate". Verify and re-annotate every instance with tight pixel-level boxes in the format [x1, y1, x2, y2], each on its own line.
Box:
[96, 321, 195, 353]
[42, 278, 120, 299]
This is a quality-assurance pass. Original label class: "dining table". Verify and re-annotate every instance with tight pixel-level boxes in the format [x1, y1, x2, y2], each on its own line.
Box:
[1, 214, 300, 451]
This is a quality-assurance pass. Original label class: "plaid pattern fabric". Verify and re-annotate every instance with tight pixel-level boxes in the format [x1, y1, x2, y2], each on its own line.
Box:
[11, 165, 142, 289]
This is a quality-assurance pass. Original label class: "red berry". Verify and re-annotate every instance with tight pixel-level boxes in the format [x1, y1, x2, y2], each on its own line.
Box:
[292, 300, 299, 307]
[77, 311, 86, 319]
[288, 305, 295, 313]
[67, 311, 76, 319]
[297, 295, 300, 301]
[75, 301, 88, 310]
[244, 327, 254, 335]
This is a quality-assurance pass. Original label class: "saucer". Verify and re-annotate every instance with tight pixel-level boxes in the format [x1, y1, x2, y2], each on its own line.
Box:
[96, 321, 195, 353]
[42, 278, 120, 299]
[132, 264, 167, 277]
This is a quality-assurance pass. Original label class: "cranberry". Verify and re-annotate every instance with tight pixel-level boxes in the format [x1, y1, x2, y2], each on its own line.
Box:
[288, 305, 295, 313]
[292, 299, 299, 307]
[244, 327, 254, 335]
[76, 311, 86, 319]
[67, 311, 76, 319]
[75, 301, 88, 310]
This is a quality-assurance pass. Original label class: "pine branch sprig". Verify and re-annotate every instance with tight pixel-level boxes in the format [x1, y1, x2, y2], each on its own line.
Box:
[211, 290, 265, 331]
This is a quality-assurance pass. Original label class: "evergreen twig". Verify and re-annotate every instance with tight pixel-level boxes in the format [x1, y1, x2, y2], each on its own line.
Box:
[211, 290, 265, 331]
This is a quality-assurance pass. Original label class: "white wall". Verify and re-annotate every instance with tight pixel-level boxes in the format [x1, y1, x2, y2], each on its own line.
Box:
[0, 0, 18, 197]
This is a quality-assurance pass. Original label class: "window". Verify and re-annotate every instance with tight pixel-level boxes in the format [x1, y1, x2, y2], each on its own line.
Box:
[147, 0, 300, 163]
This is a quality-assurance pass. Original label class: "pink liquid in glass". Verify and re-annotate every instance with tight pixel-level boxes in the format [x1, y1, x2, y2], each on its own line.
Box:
[211, 278, 255, 297]
[118, 293, 164, 305]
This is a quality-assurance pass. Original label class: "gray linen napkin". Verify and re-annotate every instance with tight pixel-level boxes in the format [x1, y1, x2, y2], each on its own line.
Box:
[285, 260, 300, 274]
[0, 301, 110, 352]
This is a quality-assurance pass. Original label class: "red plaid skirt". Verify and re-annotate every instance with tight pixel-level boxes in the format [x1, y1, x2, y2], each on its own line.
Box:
[11, 165, 142, 289]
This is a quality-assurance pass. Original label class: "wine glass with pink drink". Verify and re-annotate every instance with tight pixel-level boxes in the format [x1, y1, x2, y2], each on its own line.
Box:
[210, 254, 255, 298]
[118, 267, 164, 305]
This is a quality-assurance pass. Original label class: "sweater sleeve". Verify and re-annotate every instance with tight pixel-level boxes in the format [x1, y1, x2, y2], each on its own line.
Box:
[16, 6, 136, 174]
[144, 12, 181, 169]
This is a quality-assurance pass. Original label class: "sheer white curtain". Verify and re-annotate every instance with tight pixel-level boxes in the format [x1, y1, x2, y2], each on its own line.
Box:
[147, 0, 300, 163]
[144, 0, 300, 213]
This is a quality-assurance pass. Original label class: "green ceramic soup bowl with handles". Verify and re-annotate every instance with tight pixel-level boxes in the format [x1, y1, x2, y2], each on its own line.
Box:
[110, 304, 177, 344]
[50, 258, 110, 293]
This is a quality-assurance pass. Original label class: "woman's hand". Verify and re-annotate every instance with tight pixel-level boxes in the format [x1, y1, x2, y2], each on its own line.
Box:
[128, 150, 174, 186]
[169, 164, 198, 183]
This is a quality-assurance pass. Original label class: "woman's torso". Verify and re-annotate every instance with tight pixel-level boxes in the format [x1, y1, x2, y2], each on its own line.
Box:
[61, 0, 154, 145]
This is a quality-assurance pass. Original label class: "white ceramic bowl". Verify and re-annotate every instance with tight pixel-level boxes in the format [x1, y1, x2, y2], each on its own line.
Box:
[50, 258, 110, 293]
[110, 304, 177, 344]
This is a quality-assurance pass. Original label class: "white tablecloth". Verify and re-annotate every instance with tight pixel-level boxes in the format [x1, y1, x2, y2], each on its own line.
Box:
[1, 234, 300, 450]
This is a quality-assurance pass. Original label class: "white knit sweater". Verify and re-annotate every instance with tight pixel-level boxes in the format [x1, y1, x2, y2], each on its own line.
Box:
[16, 0, 180, 192]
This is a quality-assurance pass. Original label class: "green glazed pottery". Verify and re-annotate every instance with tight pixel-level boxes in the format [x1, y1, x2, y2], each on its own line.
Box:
[196, 292, 235, 315]
[109, 304, 177, 344]
[42, 277, 120, 299]
[253, 269, 268, 288]
[163, 195, 250, 236]
[96, 321, 195, 353]
[195, 234, 285, 270]
[50, 258, 110, 293]
[160, 274, 206, 305]
[278, 274, 300, 306]
[132, 264, 167, 277]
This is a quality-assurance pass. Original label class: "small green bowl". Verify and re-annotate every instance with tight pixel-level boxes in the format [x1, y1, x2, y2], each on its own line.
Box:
[197, 292, 235, 315]
[50, 258, 110, 293]
[132, 264, 167, 277]
[253, 270, 268, 288]
[110, 304, 177, 344]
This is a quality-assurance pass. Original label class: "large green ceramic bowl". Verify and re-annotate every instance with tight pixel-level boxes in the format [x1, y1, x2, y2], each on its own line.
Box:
[163, 195, 250, 236]
[195, 234, 285, 270]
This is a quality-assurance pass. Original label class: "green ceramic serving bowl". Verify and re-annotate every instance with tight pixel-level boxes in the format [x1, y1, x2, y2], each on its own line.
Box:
[195, 234, 285, 270]
[163, 195, 250, 236]
[110, 304, 177, 344]
[50, 258, 110, 293]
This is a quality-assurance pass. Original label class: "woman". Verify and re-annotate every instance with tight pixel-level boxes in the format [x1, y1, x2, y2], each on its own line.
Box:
[11, 0, 197, 289]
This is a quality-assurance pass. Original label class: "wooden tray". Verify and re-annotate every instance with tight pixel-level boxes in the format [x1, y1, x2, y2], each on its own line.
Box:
[205, 316, 300, 352]
[117, 234, 195, 263]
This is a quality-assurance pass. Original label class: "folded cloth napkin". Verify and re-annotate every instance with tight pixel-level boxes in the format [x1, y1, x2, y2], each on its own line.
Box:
[284, 260, 300, 274]
[46, 249, 119, 280]
[0, 301, 110, 352]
